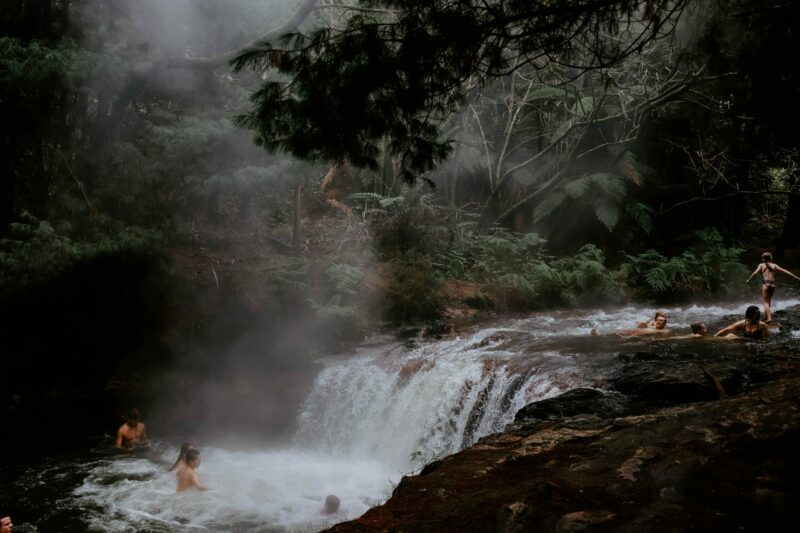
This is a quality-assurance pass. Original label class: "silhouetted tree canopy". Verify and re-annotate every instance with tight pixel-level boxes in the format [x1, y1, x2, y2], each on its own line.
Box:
[232, 0, 688, 180]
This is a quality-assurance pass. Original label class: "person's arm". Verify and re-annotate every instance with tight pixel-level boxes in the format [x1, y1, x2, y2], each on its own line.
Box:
[746, 265, 761, 283]
[774, 264, 800, 282]
[115, 426, 124, 448]
[715, 320, 744, 337]
[760, 323, 769, 340]
[140, 424, 148, 442]
[191, 471, 209, 491]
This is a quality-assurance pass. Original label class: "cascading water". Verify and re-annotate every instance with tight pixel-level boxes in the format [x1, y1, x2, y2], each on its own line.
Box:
[8, 297, 799, 532]
[294, 332, 588, 471]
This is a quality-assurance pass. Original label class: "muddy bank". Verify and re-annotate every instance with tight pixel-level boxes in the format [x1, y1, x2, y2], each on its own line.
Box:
[327, 314, 800, 532]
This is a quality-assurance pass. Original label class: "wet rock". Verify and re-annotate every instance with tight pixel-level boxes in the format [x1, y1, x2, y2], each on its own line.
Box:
[326, 375, 800, 533]
[610, 357, 745, 406]
[513, 388, 629, 425]
[326, 307, 800, 533]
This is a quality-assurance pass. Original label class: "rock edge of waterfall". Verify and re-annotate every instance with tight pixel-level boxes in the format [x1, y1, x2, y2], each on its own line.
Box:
[326, 310, 800, 532]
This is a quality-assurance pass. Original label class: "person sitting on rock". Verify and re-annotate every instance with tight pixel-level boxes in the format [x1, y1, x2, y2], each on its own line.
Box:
[714, 305, 769, 340]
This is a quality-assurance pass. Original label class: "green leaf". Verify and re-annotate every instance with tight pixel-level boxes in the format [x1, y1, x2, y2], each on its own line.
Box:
[594, 199, 619, 232]
[532, 192, 566, 222]
[563, 175, 591, 199]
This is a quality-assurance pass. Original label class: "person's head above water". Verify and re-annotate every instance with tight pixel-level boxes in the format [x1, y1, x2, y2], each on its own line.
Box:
[654, 310, 666, 320]
[126, 409, 141, 426]
[170, 442, 196, 470]
[745, 305, 761, 323]
[761, 251, 773, 262]
[323, 494, 340, 514]
[654, 315, 668, 330]
[185, 448, 201, 467]
[690, 323, 707, 335]
[1, 515, 12, 533]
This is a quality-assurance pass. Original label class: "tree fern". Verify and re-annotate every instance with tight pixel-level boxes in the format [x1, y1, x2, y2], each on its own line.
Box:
[626, 202, 653, 234]
[593, 199, 620, 232]
[532, 192, 566, 223]
[563, 175, 591, 199]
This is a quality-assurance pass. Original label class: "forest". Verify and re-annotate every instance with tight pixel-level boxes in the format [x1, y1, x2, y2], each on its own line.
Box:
[1, 0, 800, 531]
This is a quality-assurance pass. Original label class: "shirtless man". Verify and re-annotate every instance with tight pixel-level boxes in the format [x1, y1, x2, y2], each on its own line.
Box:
[115, 409, 147, 450]
[177, 448, 208, 492]
[617, 315, 670, 337]
[746, 251, 800, 321]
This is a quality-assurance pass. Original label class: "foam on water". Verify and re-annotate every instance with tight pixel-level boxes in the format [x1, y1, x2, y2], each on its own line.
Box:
[73, 447, 394, 532]
[65, 297, 800, 531]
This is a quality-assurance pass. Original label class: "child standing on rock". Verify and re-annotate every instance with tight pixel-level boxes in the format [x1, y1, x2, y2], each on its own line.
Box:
[746, 252, 800, 321]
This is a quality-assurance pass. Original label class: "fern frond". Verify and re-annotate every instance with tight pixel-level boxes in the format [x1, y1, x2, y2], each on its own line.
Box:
[594, 199, 620, 232]
[626, 202, 653, 234]
[589, 172, 627, 199]
[563, 175, 591, 199]
[533, 192, 566, 223]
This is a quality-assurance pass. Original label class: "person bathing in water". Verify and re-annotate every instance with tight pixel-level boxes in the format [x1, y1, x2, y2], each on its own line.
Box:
[170, 442, 196, 473]
[115, 409, 147, 450]
[638, 310, 666, 329]
[746, 251, 800, 321]
[176, 448, 209, 492]
[616, 314, 670, 337]
[714, 305, 769, 340]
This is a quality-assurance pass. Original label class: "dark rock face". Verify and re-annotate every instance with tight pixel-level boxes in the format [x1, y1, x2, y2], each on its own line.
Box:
[326, 311, 800, 533]
[513, 388, 629, 425]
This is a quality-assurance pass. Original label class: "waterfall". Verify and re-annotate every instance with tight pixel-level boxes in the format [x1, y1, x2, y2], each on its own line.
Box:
[294, 329, 587, 470]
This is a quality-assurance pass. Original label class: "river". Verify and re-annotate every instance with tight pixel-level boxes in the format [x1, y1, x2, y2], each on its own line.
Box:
[4, 297, 799, 532]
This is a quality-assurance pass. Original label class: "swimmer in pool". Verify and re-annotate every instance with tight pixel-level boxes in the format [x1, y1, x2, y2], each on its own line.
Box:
[177, 448, 208, 492]
[116, 409, 147, 450]
[617, 314, 670, 337]
[637, 309, 666, 329]
[714, 305, 769, 340]
[170, 442, 196, 472]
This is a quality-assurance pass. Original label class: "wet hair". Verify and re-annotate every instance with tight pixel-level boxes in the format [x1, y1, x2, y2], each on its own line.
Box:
[127, 408, 140, 422]
[324, 494, 340, 513]
[185, 448, 201, 464]
[654, 310, 666, 319]
[690, 323, 706, 334]
[761, 252, 773, 261]
[745, 305, 761, 323]
[170, 442, 195, 471]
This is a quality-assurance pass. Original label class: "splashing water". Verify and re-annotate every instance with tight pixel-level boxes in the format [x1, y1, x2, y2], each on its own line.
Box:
[15, 297, 799, 531]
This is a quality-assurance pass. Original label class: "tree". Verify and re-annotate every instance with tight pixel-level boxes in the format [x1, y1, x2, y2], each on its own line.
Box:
[232, 0, 689, 180]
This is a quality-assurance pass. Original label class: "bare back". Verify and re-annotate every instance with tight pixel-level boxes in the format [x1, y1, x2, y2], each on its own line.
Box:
[760, 262, 776, 282]
[177, 466, 207, 492]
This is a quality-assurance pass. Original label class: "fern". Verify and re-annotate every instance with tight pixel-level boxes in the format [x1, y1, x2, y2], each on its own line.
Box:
[563, 175, 591, 199]
[593, 199, 620, 232]
[326, 263, 364, 296]
[626, 202, 653, 234]
[527, 86, 570, 100]
[532, 192, 566, 222]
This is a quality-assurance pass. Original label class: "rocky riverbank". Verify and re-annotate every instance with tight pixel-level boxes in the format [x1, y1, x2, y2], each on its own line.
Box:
[327, 311, 800, 532]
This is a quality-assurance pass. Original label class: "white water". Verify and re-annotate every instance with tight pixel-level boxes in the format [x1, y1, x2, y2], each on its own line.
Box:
[70, 297, 799, 532]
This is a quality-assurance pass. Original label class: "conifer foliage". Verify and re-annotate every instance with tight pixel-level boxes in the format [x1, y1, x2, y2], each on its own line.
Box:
[232, 0, 687, 179]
